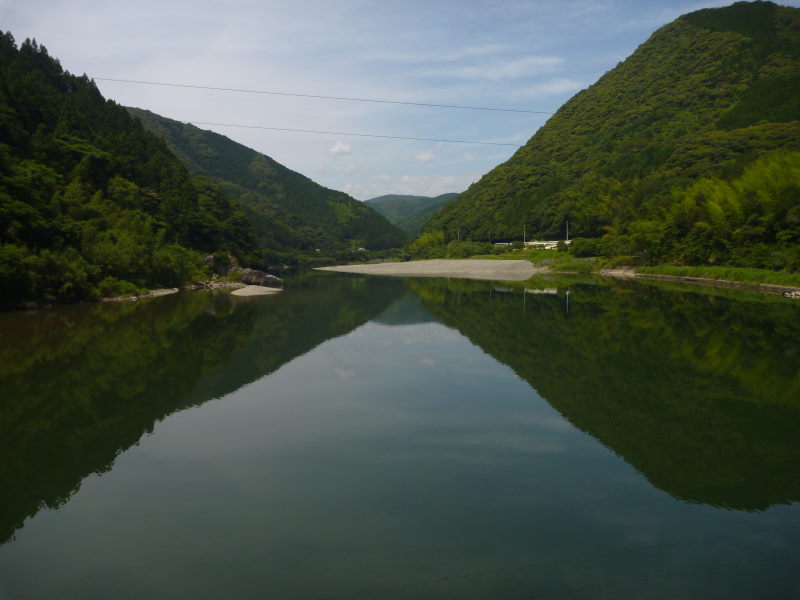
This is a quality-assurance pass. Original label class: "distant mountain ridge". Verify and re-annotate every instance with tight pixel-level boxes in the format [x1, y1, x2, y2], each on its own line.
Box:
[129, 108, 406, 255]
[426, 1, 800, 270]
[365, 192, 458, 236]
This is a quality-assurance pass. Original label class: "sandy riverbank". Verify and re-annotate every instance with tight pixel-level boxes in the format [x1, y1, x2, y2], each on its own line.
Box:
[316, 259, 542, 281]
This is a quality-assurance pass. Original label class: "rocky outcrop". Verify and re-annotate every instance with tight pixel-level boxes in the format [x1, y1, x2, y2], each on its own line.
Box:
[232, 268, 283, 288]
[202, 254, 283, 288]
[204, 253, 240, 277]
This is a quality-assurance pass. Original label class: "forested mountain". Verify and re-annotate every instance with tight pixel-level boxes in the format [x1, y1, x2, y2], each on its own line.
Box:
[0, 33, 263, 309]
[128, 108, 406, 254]
[365, 192, 458, 235]
[426, 1, 800, 270]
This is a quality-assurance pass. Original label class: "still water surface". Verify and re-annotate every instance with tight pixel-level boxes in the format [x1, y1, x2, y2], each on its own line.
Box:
[1, 273, 799, 599]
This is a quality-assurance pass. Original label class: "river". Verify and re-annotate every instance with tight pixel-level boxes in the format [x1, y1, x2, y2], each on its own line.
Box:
[1, 272, 798, 599]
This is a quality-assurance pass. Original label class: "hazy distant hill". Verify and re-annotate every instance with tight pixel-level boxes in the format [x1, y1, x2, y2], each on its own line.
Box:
[365, 193, 458, 236]
[427, 1, 800, 270]
[129, 108, 406, 254]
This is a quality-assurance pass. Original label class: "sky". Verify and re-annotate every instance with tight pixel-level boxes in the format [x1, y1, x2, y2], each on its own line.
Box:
[2, 0, 799, 200]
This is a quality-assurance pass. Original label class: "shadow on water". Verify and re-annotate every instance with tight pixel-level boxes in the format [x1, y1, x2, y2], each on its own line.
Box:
[0, 273, 404, 544]
[406, 276, 800, 512]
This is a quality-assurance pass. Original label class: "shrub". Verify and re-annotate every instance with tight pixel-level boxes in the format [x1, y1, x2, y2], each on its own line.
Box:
[569, 237, 600, 257]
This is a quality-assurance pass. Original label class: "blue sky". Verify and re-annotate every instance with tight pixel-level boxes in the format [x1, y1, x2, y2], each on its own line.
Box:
[2, 0, 798, 199]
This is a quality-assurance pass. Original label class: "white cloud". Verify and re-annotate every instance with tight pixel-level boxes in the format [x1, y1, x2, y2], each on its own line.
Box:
[334, 367, 355, 380]
[428, 55, 564, 81]
[329, 141, 352, 156]
[414, 150, 436, 162]
[512, 78, 584, 97]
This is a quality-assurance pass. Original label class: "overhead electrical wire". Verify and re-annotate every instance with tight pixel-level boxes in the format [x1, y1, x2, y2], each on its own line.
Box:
[188, 121, 524, 147]
[5, 103, 526, 146]
[93, 77, 556, 115]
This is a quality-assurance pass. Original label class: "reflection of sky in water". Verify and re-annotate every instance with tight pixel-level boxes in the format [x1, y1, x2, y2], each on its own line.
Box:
[1, 287, 799, 600]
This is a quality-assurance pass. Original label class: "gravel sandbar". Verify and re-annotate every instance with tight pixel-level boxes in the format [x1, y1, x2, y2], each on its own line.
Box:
[316, 259, 539, 281]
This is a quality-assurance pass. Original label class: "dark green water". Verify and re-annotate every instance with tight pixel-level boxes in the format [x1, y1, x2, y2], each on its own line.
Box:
[1, 273, 798, 599]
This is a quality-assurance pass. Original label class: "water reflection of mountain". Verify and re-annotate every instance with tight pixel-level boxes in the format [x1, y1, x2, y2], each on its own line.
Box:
[0, 274, 403, 544]
[409, 278, 800, 512]
[372, 291, 437, 326]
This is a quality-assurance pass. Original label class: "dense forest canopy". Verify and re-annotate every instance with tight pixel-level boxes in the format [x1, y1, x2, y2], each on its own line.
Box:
[426, 1, 800, 271]
[128, 108, 406, 255]
[0, 32, 263, 308]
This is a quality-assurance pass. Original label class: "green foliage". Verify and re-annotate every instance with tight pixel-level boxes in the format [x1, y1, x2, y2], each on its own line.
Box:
[598, 150, 800, 267]
[423, 2, 800, 273]
[96, 276, 141, 297]
[404, 230, 447, 259]
[0, 32, 264, 308]
[569, 237, 600, 257]
[446, 240, 494, 258]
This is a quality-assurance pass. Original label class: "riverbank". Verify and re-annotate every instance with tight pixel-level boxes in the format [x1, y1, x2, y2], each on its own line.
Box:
[317, 257, 800, 297]
[603, 269, 800, 297]
[316, 259, 541, 281]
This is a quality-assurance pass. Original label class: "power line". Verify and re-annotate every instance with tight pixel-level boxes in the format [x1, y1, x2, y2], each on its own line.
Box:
[189, 121, 524, 147]
[94, 77, 555, 115]
[2, 103, 525, 146]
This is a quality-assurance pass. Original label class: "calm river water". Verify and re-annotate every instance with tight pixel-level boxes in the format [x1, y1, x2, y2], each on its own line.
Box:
[1, 273, 798, 599]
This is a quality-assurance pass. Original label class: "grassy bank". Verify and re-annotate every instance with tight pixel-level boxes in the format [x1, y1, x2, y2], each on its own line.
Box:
[468, 248, 800, 289]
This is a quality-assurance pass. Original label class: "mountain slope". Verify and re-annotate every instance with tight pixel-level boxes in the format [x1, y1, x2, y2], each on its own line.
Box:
[365, 193, 458, 236]
[426, 1, 800, 269]
[0, 33, 260, 309]
[129, 108, 406, 253]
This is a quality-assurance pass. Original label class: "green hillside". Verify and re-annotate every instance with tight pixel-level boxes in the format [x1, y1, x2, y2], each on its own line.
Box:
[426, 1, 800, 270]
[366, 193, 458, 236]
[0, 33, 261, 309]
[365, 193, 457, 232]
[129, 108, 406, 254]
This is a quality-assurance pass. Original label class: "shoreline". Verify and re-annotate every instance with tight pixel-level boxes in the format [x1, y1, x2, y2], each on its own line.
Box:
[602, 269, 800, 297]
[315, 259, 542, 281]
[317, 259, 800, 297]
[101, 281, 247, 304]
